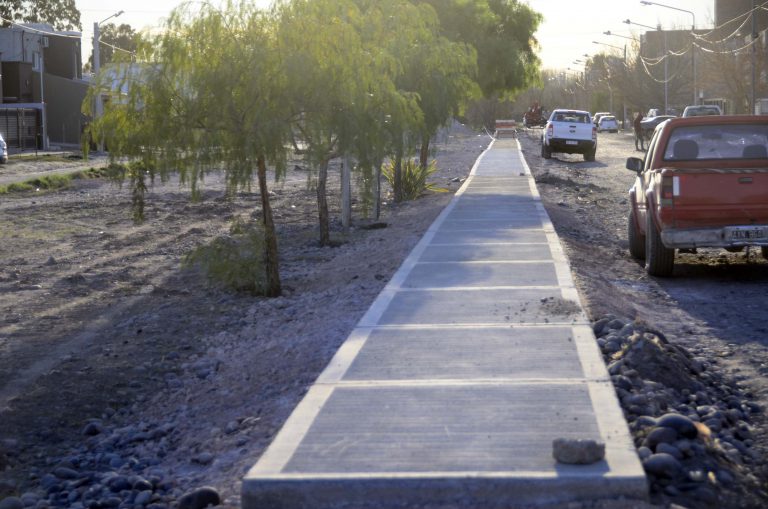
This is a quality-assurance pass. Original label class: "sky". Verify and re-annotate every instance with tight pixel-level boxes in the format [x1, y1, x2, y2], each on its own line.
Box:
[75, 0, 715, 71]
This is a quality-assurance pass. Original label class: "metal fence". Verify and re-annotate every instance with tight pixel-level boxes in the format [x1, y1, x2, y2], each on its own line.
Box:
[0, 107, 40, 150]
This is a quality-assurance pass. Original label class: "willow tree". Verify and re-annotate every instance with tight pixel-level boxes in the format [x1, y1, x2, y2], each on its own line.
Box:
[353, 0, 455, 202]
[277, 0, 373, 246]
[84, 1, 289, 297]
[396, 9, 478, 171]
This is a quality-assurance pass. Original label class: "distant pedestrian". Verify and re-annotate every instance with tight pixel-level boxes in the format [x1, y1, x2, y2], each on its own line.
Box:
[633, 111, 645, 151]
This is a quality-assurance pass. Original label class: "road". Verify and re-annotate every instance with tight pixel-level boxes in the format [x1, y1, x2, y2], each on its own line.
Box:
[518, 127, 768, 508]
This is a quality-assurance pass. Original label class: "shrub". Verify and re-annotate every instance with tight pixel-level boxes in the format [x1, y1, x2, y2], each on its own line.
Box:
[183, 217, 268, 294]
[381, 158, 446, 201]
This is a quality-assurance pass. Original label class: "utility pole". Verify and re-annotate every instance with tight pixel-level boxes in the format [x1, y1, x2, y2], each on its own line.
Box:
[40, 38, 47, 150]
[93, 11, 124, 152]
[752, 0, 757, 114]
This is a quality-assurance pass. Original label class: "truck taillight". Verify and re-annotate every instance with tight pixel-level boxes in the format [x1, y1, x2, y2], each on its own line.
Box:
[661, 175, 674, 205]
[547, 124, 553, 138]
[592, 126, 596, 141]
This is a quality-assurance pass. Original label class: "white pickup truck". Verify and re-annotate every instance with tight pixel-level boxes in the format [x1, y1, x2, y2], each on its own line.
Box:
[540, 109, 597, 162]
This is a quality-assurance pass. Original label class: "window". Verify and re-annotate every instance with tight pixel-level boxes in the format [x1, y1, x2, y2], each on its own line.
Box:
[663, 125, 768, 161]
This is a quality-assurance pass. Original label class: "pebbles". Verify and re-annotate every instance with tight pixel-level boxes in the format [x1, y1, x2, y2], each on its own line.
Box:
[595, 315, 767, 506]
[4, 416, 223, 509]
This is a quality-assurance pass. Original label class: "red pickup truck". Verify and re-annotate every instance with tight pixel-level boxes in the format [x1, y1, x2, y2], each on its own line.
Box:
[626, 115, 768, 276]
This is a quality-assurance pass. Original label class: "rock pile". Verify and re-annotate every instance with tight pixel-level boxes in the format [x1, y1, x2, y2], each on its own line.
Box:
[594, 316, 767, 508]
[0, 417, 222, 509]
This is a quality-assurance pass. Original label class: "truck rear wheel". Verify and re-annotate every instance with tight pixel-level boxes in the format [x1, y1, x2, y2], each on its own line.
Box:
[645, 212, 674, 276]
[583, 148, 596, 162]
[541, 143, 552, 159]
[628, 209, 645, 260]
[762, 246, 768, 260]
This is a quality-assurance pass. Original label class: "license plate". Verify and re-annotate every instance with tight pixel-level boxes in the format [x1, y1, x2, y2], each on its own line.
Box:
[726, 226, 767, 240]
[565, 140, 578, 145]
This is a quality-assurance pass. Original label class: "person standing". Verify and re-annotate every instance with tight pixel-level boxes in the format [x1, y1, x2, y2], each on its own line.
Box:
[633, 111, 645, 151]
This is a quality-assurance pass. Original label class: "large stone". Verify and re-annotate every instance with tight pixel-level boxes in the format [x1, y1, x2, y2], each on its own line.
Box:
[177, 487, 220, 509]
[656, 413, 698, 439]
[644, 426, 678, 450]
[0, 497, 23, 509]
[552, 438, 605, 465]
[643, 453, 682, 478]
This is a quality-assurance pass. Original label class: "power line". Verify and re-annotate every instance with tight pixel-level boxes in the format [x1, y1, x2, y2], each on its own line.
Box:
[693, 1, 768, 44]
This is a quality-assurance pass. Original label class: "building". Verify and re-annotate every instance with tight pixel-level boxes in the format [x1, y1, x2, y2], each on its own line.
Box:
[0, 23, 88, 150]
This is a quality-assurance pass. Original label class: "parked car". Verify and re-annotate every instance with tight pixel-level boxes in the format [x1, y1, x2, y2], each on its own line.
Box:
[597, 115, 619, 133]
[626, 115, 768, 276]
[592, 112, 611, 126]
[541, 109, 597, 162]
[646, 108, 661, 118]
[640, 115, 676, 140]
[682, 105, 723, 117]
[0, 134, 7, 164]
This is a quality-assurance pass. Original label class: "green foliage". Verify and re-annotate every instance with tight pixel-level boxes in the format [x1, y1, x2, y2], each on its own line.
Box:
[416, 0, 542, 97]
[183, 217, 268, 295]
[84, 1, 290, 192]
[0, 0, 81, 30]
[85, 0, 289, 296]
[381, 158, 446, 201]
[0, 174, 72, 194]
[86, 23, 140, 71]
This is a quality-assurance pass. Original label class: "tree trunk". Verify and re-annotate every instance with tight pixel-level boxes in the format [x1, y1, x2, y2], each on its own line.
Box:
[257, 155, 281, 297]
[419, 136, 430, 170]
[317, 158, 330, 246]
[373, 158, 382, 220]
[341, 155, 351, 231]
[393, 141, 403, 203]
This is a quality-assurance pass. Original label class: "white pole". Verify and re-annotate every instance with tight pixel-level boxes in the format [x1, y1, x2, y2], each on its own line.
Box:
[39, 36, 48, 150]
[341, 155, 351, 230]
[93, 21, 103, 152]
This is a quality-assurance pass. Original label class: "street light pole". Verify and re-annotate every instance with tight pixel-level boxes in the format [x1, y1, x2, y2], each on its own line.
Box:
[752, 0, 757, 114]
[640, 1, 696, 105]
[603, 31, 633, 127]
[39, 35, 47, 150]
[593, 40, 625, 124]
[93, 10, 124, 152]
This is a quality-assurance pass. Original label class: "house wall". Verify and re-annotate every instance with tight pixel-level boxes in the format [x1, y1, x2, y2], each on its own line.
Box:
[44, 74, 88, 144]
[46, 34, 82, 80]
[2, 62, 35, 103]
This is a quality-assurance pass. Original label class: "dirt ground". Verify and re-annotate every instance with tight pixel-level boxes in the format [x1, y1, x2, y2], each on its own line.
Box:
[1, 123, 767, 509]
[0, 124, 489, 507]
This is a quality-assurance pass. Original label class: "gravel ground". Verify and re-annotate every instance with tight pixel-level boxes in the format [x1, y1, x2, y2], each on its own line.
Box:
[1, 123, 767, 509]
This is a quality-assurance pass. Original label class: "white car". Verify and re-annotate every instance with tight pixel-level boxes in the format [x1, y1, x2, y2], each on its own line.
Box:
[592, 112, 611, 126]
[682, 105, 723, 117]
[0, 134, 7, 164]
[540, 109, 597, 162]
[597, 115, 619, 133]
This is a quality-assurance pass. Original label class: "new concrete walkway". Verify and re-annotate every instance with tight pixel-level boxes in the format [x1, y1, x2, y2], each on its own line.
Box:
[242, 139, 647, 508]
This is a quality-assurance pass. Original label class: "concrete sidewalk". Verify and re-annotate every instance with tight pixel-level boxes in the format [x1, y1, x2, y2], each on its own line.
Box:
[242, 139, 647, 508]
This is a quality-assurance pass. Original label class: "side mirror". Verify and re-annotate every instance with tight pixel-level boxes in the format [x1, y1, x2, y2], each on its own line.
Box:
[626, 157, 643, 174]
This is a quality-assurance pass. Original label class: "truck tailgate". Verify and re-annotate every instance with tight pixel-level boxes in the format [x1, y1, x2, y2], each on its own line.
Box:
[553, 123, 590, 139]
[666, 168, 768, 227]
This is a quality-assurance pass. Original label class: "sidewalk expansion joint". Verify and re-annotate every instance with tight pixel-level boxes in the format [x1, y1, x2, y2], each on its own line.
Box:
[318, 378, 611, 387]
